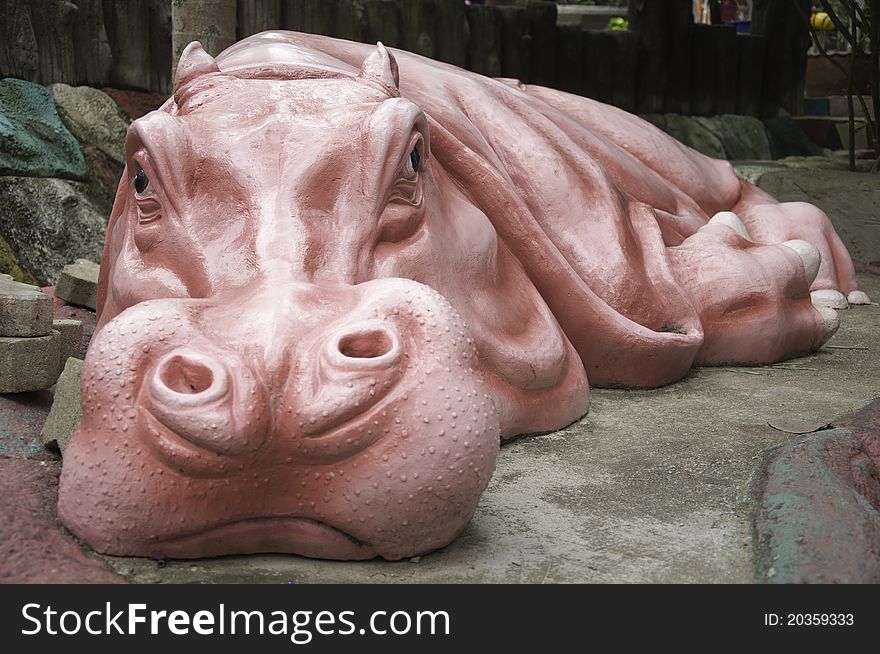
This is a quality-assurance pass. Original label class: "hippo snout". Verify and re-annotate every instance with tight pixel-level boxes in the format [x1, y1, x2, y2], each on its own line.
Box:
[59, 279, 501, 560]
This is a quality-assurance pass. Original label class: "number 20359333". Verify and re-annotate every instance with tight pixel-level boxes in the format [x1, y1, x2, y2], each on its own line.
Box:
[764, 614, 854, 627]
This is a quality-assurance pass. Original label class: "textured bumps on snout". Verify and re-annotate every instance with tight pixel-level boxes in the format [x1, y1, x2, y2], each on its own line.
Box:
[304, 281, 502, 559]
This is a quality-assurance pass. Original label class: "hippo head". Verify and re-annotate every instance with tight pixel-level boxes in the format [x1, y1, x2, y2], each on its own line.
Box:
[58, 41, 588, 560]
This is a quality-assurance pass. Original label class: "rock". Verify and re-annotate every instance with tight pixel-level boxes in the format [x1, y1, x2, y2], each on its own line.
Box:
[50, 84, 129, 166]
[51, 84, 128, 215]
[40, 357, 83, 453]
[662, 114, 726, 159]
[762, 115, 825, 159]
[0, 458, 124, 583]
[693, 114, 772, 161]
[755, 424, 880, 583]
[0, 78, 87, 180]
[52, 318, 83, 363]
[0, 176, 106, 286]
[54, 259, 100, 310]
[0, 330, 60, 393]
[732, 160, 788, 185]
[0, 274, 52, 337]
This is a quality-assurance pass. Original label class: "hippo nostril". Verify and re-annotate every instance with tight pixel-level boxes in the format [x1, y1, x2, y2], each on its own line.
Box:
[338, 329, 394, 359]
[152, 349, 229, 406]
[325, 321, 402, 371]
[160, 355, 214, 394]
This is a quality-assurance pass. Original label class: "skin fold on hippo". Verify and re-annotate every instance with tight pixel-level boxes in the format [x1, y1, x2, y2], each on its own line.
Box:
[58, 31, 870, 561]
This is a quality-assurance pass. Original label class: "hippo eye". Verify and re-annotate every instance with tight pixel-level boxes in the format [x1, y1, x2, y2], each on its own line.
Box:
[134, 168, 149, 194]
[402, 145, 421, 179]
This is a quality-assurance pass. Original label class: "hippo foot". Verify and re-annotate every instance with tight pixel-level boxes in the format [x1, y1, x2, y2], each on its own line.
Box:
[811, 289, 849, 310]
[780, 239, 820, 285]
[708, 211, 751, 241]
[814, 306, 841, 341]
[847, 290, 872, 305]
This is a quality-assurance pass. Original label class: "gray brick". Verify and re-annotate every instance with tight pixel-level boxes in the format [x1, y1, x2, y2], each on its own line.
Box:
[0, 274, 52, 337]
[52, 319, 83, 364]
[0, 330, 61, 393]
[54, 259, 99, 310]
[41, 357, 83, 453]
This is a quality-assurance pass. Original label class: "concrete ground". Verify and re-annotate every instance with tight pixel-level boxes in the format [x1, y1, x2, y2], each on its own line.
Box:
[2, 163, 878, 584]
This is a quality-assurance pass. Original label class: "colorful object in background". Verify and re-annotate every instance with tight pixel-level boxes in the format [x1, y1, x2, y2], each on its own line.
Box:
[59, 32, 867, 562]
[812, 11, 836, 31]
[607, 16, 628, 31]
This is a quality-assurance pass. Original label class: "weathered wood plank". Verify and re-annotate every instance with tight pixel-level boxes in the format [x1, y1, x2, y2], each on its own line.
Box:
[466, 5, 502, 78]
[497, 5, 529, 82]
[434, 0, 467, 68]
[282, 0, 337, 36]
[365, 0, 400, 47]
[627, 0, 692, 114]
[237, 0, 283, 38]
[104, 0, 153, 90]
[400, 0, 437, 60]
[610, 29, 637, 113]
[147, 0, 172, 95]
[556, 24, 583, 96]
[751, 0, 811, 116]
[736, 34, 765, 117]
[335, 0, 368, 43]
[0, 1, 40, 81]
[517, 0, 556, 87]
[30, 0, 77, 85]
[72, 0, 112, 86]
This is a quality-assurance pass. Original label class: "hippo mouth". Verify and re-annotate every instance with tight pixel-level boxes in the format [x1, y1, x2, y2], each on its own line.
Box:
[152, 516, 377, 560]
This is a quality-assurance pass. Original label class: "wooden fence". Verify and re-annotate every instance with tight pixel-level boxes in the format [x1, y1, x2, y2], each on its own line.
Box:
[0, 0, 808, 117]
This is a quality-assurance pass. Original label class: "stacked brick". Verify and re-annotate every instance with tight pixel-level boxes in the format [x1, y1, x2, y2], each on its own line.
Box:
[0, 274, 83, 393]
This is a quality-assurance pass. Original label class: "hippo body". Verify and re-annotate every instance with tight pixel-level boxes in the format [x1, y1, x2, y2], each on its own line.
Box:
[59, 32, 866, 561]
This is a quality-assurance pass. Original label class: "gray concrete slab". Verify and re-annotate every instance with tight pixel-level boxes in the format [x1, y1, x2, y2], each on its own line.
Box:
[100, 273, 880, 584]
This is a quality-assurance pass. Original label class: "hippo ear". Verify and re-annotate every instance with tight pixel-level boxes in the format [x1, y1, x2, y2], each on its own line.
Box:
[358, 42, 400, 97]
[174, 41, 220, 103]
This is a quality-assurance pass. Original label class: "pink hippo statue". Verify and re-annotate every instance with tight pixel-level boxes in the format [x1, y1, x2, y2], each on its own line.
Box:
[58, 32, 870, 561]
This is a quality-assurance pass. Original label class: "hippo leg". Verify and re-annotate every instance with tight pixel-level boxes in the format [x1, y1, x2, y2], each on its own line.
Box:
[668, 217, 836, 365]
